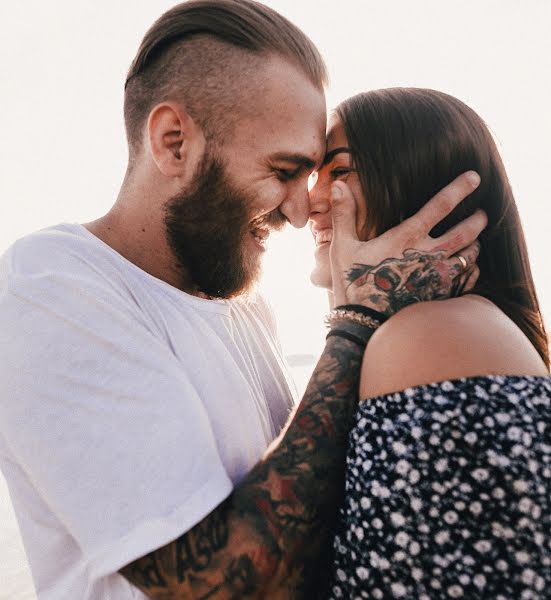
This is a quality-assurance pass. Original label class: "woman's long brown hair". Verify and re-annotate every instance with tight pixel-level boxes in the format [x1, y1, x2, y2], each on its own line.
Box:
[337, 88, 549, 367]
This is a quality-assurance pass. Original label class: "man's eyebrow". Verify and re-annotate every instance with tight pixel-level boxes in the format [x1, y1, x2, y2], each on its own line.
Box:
[322, 147, 352, 166]
[269, 152, 318, 171]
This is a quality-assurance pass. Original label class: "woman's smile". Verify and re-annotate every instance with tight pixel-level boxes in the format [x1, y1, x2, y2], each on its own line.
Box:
[314, 228, 333, 246]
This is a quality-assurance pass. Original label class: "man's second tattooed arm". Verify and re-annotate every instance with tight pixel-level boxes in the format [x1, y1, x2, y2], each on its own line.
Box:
[120, 335, 363, 599]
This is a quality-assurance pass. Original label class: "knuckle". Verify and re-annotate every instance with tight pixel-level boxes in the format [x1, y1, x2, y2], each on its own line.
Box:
[439, 191, 457, 214]
[468, 246, 480, 262]
[449, 231, 465, 251]
[463, 222, 481, 245]
[412, 216, 430, 238]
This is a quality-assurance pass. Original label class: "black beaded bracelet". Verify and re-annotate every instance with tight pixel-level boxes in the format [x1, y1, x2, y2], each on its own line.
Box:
[326, 329, 368, 349]
[326, 318, 378, 349]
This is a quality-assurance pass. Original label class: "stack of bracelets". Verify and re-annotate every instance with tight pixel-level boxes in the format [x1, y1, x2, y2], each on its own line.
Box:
[325, 304, 388, 348]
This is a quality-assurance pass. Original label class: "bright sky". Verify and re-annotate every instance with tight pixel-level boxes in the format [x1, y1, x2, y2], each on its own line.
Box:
[1, 0, 550, 370]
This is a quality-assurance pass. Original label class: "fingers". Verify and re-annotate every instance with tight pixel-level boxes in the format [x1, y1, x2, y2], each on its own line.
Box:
[447, 241, 480, 276]
[405, 171, 481, 237]
[457, 241, 481, 270]
[431, 209, 488, 256]
[463, 265, 480, 292]
[451, 263, 479, 296]
[330, 181, 359, 243]
[451, 270, 467, 297]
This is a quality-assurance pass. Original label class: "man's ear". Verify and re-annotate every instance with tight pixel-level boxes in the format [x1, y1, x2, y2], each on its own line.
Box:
[147, 102, 205, 178]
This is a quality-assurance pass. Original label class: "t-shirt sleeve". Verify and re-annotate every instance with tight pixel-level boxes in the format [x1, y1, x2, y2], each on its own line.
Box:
[0, 249, 233, 579]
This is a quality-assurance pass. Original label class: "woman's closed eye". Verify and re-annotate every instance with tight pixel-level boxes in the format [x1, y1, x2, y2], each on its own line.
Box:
[330, 167, 355, 180]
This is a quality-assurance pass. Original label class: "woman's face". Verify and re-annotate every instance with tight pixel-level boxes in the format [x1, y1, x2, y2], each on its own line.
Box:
[308, 113, 368, 289]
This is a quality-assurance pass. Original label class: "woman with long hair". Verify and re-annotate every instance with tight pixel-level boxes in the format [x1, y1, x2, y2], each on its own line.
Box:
[309, 88, 550, 598]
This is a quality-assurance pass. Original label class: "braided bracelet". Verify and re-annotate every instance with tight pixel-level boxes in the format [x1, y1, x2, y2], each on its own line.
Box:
[324, 307, 386, 330]
[334, 304, 388, 322]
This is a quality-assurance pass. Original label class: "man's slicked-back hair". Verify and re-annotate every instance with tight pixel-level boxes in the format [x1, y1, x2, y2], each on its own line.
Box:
[124, 0, 328, 158]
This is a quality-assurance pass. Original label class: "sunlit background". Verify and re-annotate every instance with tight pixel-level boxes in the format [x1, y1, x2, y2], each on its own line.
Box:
[1, 1, 550, 597]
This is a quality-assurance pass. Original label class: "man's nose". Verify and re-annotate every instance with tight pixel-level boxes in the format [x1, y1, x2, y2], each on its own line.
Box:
[280, 187, 312, 228]
[308, 175, 331, 217]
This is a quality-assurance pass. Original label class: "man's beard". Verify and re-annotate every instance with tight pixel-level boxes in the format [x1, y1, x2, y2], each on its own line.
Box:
[164, 150, 285, 299]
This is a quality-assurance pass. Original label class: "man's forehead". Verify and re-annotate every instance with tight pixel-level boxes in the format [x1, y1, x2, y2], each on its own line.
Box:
[260, 57, 327, 132]
[264, 113, 326, 166]
[227, 61, 327, 166]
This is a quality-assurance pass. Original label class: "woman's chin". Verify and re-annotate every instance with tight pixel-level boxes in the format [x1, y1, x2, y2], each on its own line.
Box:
[310, 264, 332, 290]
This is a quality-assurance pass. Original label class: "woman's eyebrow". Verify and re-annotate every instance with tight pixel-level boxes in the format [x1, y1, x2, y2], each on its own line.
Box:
[322, 146, 352, 166]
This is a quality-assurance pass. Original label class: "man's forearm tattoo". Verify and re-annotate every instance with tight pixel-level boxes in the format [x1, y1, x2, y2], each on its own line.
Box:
[125, 554, 166, 589]
[120, 336, 364, 599]
[176, 513, 229, 579]
[345, 249, 460, 315]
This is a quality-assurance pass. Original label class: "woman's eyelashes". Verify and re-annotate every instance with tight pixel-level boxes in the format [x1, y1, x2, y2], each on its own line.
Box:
[308, 163, 355, 190]
[330, 166, 354, 180]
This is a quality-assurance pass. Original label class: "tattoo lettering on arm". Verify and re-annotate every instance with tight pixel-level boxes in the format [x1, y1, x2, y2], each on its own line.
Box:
[120, 511, 233, 598]
[345, 249, 460, 316]
[120, 336, 364, 599]
[176, 513, 229, 578]
[124, 554, 166, 589]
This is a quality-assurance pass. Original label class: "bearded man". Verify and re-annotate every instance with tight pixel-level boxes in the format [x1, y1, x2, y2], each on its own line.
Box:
[0, 1, 484, 599]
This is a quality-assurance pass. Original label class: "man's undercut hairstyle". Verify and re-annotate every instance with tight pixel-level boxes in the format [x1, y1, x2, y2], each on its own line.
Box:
[124, 0, 328, 158]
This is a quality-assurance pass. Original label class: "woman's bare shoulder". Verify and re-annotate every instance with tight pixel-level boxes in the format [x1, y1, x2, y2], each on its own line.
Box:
[359, 294, 548, 399]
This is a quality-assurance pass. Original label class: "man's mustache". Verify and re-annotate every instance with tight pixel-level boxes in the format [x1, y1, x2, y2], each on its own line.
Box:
[250, 209, 288, 232]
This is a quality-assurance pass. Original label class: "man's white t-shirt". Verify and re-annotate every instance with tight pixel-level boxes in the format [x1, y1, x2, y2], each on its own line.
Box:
[0, 223, 298, 599]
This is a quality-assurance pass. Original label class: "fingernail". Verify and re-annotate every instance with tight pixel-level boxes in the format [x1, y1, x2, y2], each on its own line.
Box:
[331, 182, 343, 200]
[467, 171, 480, 188]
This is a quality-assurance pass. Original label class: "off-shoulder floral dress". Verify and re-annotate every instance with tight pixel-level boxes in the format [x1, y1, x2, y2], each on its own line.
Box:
[327, 375, 551, 600]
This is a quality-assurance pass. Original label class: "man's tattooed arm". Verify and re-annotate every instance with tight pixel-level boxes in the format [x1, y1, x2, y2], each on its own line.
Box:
[120, 335, 364, 599]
